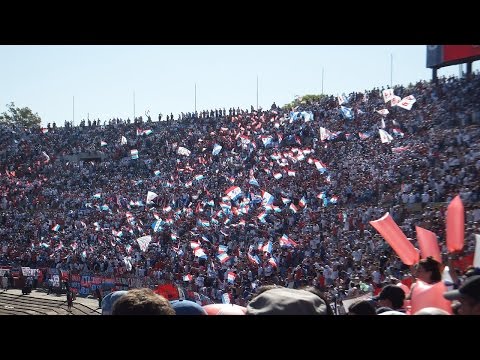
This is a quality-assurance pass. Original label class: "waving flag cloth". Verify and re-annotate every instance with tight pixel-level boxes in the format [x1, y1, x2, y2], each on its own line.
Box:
[474, 234, 480, 268]
[222, 293, 231, 304]
[120, 136, 127, 145]
[218, 245, 228, 254]
[146, 191, 158, 205]
[212, 144, 222, 156]
[226, 186, 242, 201]
[279, 234, 297, 248]
[358, 132, 371, 140]
[136, 235, 152, 252]
[370, 213, 419, 265]
[194, 248, 207, 259]
[379, 129, 393, 144]
[262, 241, 273, 254]
[42, 151, 50, 163]
[397, 95, 416, 110]
[183, 274, 193, 282]
[249, 177, 259, 187]
[320, 127, 332, 141]
[340, 106, 354, 120]
[52, 224, 60, 232]
[262, 191, 274, 205]
[415, 226, 442, 263]
[93, 193, 101, 199]
[131, 149, 139, 159]
[151, 220, 163, 233]
[376, 109, 389, 116]
[289, 204, 298, 213]
[390, 95, 402, 107]
[268, 257, 278, 268]
[446, 195, 464, 253]
[100, 141, 107, 147]
[227, 272, 236, 283]
[392, 146, 410, 153]
[382, 88, 394, 103]
[177, 146, 191, 156]
[217, 253, 231, 264]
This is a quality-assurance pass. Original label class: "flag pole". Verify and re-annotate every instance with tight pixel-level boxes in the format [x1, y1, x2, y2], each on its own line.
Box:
[390, 54, 393, 88]
[256, 75, 259, 111]
[195, 83, 197, 113]
[72, 96, 75, 127]
[133, 91, 136, 120]
[322, 67, 324, 94]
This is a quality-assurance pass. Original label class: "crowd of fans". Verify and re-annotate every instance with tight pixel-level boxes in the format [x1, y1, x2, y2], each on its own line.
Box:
[1, 72, 480, 312]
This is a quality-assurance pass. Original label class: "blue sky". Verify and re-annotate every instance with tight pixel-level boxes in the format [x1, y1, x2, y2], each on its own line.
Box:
[0, 45, 478, 127]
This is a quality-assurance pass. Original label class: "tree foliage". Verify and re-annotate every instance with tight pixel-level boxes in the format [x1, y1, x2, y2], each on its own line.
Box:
[282, 94, 329, 110]
[0, 102, 42, 128]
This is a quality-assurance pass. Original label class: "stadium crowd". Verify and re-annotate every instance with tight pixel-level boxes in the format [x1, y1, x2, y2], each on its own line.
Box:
[1, 72, 480, 312]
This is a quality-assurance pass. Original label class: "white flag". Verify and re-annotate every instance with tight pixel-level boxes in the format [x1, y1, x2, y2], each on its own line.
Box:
[379, 129, 393, 144]
[474, 234, 480, 268]
[377, 109, 389, 116]
[397, 95, 416, 110]
[390, 95, 402, 107]
[146, 191, 158, 204]
[382, 89, 394, 103]
[177, 146, 191, 156]
[212, 144, 222, 156]
[381, 118, 386, 129]
[136, 235, 152, 252]
[121, 136, 127, 145]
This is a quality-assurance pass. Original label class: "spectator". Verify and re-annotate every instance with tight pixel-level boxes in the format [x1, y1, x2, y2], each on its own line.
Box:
[444, 275, 480, 315]
[112, 288, 175, 315]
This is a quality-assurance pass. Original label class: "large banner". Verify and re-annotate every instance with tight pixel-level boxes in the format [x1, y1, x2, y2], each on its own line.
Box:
[427, 45, 480, 69]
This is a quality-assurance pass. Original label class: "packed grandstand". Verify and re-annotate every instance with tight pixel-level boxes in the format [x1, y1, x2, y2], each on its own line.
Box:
[1, 72, 480, 314]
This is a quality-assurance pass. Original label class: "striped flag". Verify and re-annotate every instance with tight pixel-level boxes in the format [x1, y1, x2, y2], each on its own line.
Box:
[183, 274, 193, 282]
[287, 170, 296, 177]
[227, 272, 236, 283]
[226, 186, 242, 200]
[248, 253, 260, 265]
[100, 141, 107, 147]
[52, 224, 60, 232]
[289, 204, 298, 213]
[299, 196, 307, 208]
[268, 257, 278, 268]
[249, 177, 259, 187]
[131, 149, 139, 159]
[218, 245, 228, 254]
[217, 253, 231, 264]
[222, 293, 231, 304]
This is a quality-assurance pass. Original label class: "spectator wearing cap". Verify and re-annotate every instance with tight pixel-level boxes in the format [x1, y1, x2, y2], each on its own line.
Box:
[246, 285, 332, 315]
[112, 288, 175, 315]
[444, 275, 480, 315]
[348, 300, 376, 315]
[101, 290, 128, 315]
[170, 299, 207, 315]
[372, 284, 406, 314]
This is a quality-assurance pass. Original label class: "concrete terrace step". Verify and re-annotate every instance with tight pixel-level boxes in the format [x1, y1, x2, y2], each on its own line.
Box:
[0, 289, 101, 315]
